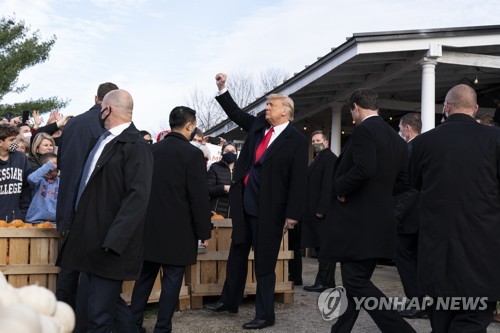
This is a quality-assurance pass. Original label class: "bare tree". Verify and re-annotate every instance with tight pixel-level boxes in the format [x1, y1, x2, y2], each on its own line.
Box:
[258, 68, 289, 96]
[186, 88, 226, 131]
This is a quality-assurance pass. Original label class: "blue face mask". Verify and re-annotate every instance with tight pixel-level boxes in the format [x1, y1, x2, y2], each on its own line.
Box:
[222, 151, 237, 164]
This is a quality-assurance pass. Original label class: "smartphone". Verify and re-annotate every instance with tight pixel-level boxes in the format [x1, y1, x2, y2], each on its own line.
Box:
[22, 110, 30, 123]
[207, 136, 221, 145]
[5, 112, 13, 122]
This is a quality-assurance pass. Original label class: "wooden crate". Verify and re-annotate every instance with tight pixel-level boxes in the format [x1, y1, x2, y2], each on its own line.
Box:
[0, 228, 60, 292]
[186, 219, 294, 309]
[121, 271, 191, 310]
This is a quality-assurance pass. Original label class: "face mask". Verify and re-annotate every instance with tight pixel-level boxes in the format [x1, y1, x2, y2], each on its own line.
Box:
[191, 141, 201, 149]
[398, 131, 406, 141]
[222, 152, 237, 164]
[312, 143, 325, 153]
[99, 108, 111, 129]
[8, 141, 18, 153]
[22, 132, 32, 139]
[190, 126, 198, 141]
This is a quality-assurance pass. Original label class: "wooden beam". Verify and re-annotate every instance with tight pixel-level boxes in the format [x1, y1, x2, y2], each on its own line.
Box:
[438, 51, 500, 69]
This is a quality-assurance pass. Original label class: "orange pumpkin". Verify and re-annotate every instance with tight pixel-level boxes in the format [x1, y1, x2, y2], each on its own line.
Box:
[43, 221, 54, 228]
[11, 219, 24, 228]
[36, 223, 46, 228]
[22, 223, 33, 228]
[211, 211, 224, 219]
[0, 220, 8, 227]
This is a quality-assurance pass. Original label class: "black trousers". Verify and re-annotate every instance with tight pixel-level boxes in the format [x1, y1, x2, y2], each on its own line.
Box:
[130, 260, 186, 333]
[395, 233, 423, 302]
[56, 267, 80, 309]
[315, 257, 337, 287]
[331, 259, 415, 333]
[85, 273, 134, 333]
[288, 226, 302, 283]
[430, 300, 495, 333]
[220, 214, 280, 321]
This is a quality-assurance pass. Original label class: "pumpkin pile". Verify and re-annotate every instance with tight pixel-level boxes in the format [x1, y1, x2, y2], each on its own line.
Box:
[0, 271, 75, 333]
[0, 220, 55, 228]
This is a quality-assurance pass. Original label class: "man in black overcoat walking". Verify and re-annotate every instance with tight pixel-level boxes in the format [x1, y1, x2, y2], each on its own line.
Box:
[130, 106, 212, 333]
[321, 88, 415, 333]
[205, 73, 308, 330]
[410, 84, 500, 332]
[55, 82, 118, 311]
[58, 89, 153, 332]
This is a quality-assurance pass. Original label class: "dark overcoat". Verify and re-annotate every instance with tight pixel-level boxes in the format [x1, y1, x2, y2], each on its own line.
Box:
[216, 91, 308, 274]
[207, 160, 232, 218]
[58, 123, 153, 281]
[301, 148, 337, 248]
[143, 132, 212, 266]
[410, 114, 500, 299]
[57, 104, 105, 233]
[320, 116, 408, 262]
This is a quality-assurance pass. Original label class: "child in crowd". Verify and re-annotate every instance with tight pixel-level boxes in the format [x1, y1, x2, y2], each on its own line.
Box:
[0, 124, 31, 221]
[25, 152, 59, 225]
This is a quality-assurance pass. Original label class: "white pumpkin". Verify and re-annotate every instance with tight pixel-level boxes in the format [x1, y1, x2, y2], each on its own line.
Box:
[39, 314, 61, 333]
[52, 301, 75, 333]
[0, 270, 8, 289]
[0, 303, 42, 333]
[0, 286, 20, 306]
[17, 285, 57, 316]
[0, 271, 15, 293]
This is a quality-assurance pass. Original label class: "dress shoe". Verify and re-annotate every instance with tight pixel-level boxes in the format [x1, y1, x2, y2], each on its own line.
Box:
[303, 284, 328, 292]
[204, 301, 238, 313]
[242, 318, 275, 329]
[399, 308, 429, 319]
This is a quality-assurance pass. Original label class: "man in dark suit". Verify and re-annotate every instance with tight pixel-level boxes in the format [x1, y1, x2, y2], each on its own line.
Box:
[410, 84, 500, 333]
[205, 73, 308, 329]
[130, 106, 212, 333]
[394, 113, 427, 319]
[58, 89, 153, 333]
[55, 82, 118, 310]
[321, 88, 415, 333]
[302, 130, 337, 293]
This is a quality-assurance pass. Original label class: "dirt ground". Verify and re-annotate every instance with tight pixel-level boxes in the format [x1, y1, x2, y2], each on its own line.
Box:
[142, 257, 500, 333]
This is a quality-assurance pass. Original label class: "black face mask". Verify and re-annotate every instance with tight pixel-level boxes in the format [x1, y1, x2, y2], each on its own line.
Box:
[222, 151, 237, 164]
[99, 107, 111, 129]
[190, 127, 198, 141]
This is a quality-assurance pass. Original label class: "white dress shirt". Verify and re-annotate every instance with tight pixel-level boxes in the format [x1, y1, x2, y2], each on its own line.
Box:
[84, 122, 131, 185]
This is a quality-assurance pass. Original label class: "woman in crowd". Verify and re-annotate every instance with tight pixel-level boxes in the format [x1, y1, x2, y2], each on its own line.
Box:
[29, 132, 55, 173]
[207, 142, 238, 218]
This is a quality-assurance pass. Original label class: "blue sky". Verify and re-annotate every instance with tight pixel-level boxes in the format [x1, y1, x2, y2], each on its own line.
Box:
[1, 0, 499, 135]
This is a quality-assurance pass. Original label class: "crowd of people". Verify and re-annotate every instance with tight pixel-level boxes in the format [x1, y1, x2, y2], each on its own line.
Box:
[1, 75, 499, 333]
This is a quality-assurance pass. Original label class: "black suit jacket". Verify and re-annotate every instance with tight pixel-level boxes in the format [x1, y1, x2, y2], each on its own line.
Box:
[394, 141, 420, 234]
[410, 114, 500, 299]
[301, 148, 337, 248]
[56, 104, 105, 232]
[215, 91, 308, 274]
[143, 132, 212, 266]
[58, 123, 153, 281]
[320, 116, 408, 262]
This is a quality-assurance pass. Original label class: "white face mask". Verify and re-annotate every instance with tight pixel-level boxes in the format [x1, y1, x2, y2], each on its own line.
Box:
[398, 131, 407, 142]
[22, 132, 32, 138]
[191, 141, 201, 149]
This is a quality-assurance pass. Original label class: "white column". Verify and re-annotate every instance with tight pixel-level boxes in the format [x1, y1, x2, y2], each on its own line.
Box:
[330, 106, 341, 156]
[420, 58, 438, 133]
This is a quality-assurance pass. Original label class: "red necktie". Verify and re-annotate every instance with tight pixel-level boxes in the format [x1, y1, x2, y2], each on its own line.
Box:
[244, 127, 274, 185]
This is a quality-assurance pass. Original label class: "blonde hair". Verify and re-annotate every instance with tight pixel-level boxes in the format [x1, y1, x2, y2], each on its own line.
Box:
[31, 132, 55, 158]
[268, 94, 295, 120]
